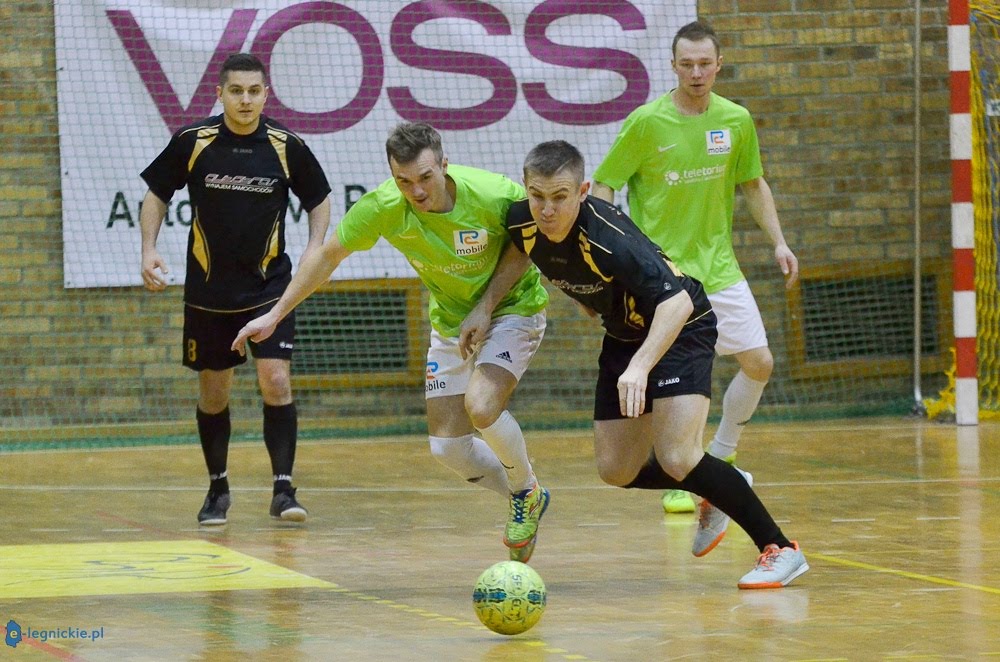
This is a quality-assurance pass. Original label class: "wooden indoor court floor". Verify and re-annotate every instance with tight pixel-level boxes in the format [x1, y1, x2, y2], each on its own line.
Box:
[2, 417, 999, 661]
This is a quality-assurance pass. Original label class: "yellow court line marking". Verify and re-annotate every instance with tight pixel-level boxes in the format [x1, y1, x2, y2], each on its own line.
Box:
[329, 589, 598, 661]
[812, 553, 1000, 595]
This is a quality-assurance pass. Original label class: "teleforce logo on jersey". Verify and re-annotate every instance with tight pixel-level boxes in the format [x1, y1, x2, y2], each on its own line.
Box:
[204, 174, 278, 193]
[663, 164, 727, 186]
[454, 229, 488, 256]
[706, 129, 731, 155]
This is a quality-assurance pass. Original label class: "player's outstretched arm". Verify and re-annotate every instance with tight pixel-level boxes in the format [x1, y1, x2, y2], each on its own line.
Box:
[139, 190, 170, 291]
[458, 243, 533, 359]
[740, 176, 799, 288]
[300, 196, 332, 265]
[232, 232, 353, 356]
[617, 292, 693, 418]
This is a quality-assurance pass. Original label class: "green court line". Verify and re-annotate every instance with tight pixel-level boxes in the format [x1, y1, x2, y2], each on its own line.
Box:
[812, 553, 1000, 595]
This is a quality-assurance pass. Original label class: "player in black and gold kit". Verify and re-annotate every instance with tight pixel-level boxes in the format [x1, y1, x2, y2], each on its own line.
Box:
[500, 141, 808, 589]
[139, 54, 331, 526]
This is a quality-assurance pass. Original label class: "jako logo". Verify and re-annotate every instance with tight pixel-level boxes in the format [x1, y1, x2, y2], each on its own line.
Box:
[5, 620, 22, 648]
[454, 230, 487, 256]
[706, 129, 731, 155]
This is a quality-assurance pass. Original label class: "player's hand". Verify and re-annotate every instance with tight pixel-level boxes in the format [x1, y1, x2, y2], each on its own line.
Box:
[141, 250, 169, 291]
[232, 312, 279, 356]
[617, 365, 648, 418]
[775, 244, 799, 289]
[458, 304, 490, 360]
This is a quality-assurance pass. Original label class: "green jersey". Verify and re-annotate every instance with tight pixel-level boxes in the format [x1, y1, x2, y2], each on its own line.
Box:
[337, 164, 548, 337]
[593, 92, 763, 294]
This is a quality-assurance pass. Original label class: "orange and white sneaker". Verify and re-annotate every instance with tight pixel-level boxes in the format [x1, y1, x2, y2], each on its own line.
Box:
[738, 541, 809, 589]
[503, 484, 550, 563]
[691, 468, 752, 557]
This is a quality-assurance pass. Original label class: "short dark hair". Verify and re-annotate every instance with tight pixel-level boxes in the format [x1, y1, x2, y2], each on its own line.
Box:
[220, 53, 267, 85]
[672, 21, 720, 58]
[385, 122, 443, 166]
[523, 140, 585, 186]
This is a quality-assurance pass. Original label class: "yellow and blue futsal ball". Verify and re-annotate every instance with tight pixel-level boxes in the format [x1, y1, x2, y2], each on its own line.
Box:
[472, 560, 546, 635]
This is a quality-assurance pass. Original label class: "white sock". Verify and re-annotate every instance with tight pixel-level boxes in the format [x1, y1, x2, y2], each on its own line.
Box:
[478, 410, 536, 493]
[708, 370, 767, 460]
[428, 434, 510, 497]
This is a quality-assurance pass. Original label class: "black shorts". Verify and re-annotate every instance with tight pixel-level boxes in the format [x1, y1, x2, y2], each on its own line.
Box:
[594, 310, 717, 421]
[182, 302, 295, 371]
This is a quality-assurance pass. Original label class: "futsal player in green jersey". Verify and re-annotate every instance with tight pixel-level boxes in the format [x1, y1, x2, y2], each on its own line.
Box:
[140, 54, 332, 526]
[504, 139, 808, 588]
[593, 21, 799, 547]
[233, 122, 551, 563]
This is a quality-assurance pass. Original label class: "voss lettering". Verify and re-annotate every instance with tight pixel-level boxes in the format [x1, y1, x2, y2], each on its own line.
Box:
[108, 1, 652, 134]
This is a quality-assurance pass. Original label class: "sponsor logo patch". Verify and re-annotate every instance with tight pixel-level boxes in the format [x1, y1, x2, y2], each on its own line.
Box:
[454, 229, 488, 256]
[706, 129, 731, 155]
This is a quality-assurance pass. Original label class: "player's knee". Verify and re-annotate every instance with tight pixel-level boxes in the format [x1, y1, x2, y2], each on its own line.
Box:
[595, 457, 633, 487]
[742, 348, 773, 382]
[258, 371, 292, 402]
[464, 393, 502, 430]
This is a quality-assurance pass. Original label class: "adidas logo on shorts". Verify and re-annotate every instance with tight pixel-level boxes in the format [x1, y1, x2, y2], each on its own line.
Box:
[496, 350, 513, 363]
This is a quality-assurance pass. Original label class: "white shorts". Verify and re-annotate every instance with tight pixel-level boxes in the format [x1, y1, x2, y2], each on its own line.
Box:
[424, 312, 547, 399]
[706, 280, 769, 356]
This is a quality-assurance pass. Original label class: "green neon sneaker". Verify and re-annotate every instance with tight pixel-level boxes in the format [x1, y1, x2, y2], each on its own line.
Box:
[661, 489, 696, 513]
[503, 484, 550, 563]
[661, 454, 736, 515]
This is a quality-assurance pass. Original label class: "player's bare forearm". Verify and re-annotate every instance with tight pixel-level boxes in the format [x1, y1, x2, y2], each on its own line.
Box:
[139, 190, 171, 290]
[304, 196, 331, 252]
[740, 177, 799, 287]
[139, 190, 168, 253]
[592, 182, 615, 204]
[628, 293, 692, 374]
[273, 232, 352, 320]
[477, 242, 532, 314]
[616, 293, 692, 418]
[740, 177, 786, 249]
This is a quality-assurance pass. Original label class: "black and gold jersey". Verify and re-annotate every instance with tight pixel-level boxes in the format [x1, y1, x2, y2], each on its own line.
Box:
[141, 114, 331, 312]
[506, 196, 711, 342]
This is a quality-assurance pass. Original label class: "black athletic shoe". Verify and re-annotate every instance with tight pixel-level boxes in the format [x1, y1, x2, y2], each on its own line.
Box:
[270, 487, 308, 522]
[198, 491, 231, 526]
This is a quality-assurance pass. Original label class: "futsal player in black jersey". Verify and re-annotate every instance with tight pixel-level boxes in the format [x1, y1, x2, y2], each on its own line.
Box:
[139, 54, 332, 526]
[496, 140, 808, 588]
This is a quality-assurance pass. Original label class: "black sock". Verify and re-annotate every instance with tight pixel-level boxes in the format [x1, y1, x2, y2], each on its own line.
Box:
[623, 455, 685, 490]
[625, 454, 791, 551]
[681, 455, 791, 551]
[197, 407, 230, 494]
[263, 403, 297, 493]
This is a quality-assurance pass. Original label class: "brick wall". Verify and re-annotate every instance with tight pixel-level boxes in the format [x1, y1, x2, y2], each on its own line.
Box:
[0, 2, 954, 437]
